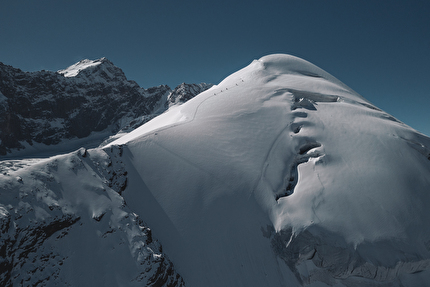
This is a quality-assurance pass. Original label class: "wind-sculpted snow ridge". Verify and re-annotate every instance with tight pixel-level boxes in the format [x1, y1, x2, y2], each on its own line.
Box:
[106, 54, 430, 286]
[0, 147, 185, 286]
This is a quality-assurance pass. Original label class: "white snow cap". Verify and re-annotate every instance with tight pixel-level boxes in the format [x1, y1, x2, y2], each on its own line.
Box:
[5, 53, 430, 287]
[107, 53, 430, 286]
[58, 57, 106, 77]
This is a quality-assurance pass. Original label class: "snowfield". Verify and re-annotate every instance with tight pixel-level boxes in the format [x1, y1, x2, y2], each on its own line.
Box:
[2, 54, 430, 286]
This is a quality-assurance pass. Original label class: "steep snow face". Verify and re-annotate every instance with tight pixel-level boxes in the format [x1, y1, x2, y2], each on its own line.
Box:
[108, 54, 430, 286]
[57, 58, 105, 77]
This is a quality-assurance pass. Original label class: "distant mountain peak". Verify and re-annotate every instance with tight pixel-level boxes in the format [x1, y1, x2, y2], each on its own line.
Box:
[167, 82, 214, 107]
[0, 59, 212, 156]
[57, 57, 112, 77]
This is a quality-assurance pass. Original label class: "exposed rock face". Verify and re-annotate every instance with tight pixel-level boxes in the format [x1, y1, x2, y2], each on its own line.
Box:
[166, 83, 213, 108]
[0, 59, 212, 155]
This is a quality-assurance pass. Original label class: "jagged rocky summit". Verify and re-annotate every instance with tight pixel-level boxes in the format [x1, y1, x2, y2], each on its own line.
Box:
[1, 54, 430, 287]
[0, 58, 212, 156]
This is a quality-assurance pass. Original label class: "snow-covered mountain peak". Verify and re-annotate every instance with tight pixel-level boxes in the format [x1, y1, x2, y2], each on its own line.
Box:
[57, 57, 128, 83]
[105, 53, 430, 286]
[257, 54, 330, 76]
[2, 53, 430, 286]
[220, 54, 365, 103]
[57, 57, 107, 77]
[0, 59, 212, 156]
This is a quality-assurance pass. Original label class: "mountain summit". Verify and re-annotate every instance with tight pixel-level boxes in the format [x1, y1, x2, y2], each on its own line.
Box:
[0, 59, 212, 156]
[1, 54, 430, 286]
[107, 54, 430, 286]
[57, 58, 110, 77]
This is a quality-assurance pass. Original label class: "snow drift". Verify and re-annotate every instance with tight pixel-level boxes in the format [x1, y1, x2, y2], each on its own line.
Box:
[2, 54, 430, 286]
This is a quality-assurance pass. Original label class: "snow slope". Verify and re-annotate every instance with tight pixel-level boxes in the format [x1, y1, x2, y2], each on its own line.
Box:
[107, 54, 430, 286]
[2, 54, 430, 286]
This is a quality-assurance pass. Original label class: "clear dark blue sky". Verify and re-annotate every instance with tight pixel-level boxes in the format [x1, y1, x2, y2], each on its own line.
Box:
[1, 0, 429, 135]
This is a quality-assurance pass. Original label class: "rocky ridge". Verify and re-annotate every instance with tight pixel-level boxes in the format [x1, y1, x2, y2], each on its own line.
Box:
[0, 59, 212, 156]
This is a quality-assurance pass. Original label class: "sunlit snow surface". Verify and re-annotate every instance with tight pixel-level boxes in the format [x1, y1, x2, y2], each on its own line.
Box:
[57, 58, 104, 77]
[2, 54, 430, 286]
[106, 54, 430, 286]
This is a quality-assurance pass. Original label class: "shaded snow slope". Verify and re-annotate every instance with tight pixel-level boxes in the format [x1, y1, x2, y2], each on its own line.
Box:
[107, 54, 430, 286]
[0, 147, 184, 286]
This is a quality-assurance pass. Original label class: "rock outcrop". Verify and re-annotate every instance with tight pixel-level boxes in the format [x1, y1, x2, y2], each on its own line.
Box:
[0, 59, 212, 155]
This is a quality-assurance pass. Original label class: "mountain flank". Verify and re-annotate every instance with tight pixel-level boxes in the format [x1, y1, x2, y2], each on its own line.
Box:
[0, 58, 212, 156]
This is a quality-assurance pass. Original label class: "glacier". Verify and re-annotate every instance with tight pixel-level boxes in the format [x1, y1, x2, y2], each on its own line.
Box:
[1, 54, 430, 286]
